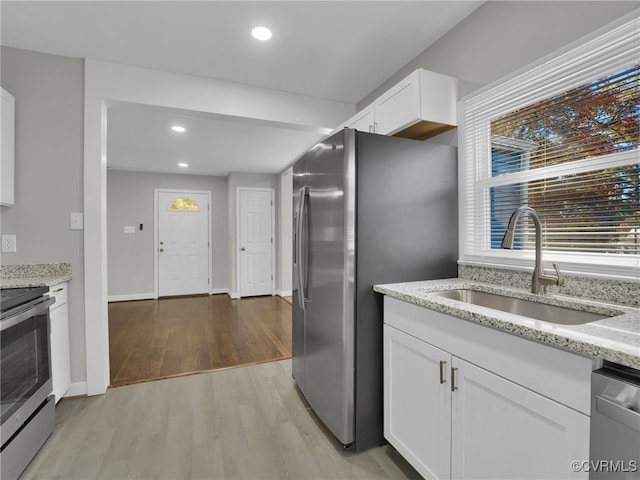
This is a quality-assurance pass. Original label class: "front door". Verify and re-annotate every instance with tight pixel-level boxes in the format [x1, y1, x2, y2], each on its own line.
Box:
[157, 190, 210, 297]
[237, 188, 274, 297]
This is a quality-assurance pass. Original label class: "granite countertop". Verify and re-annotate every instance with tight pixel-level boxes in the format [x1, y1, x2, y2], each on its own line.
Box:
[374, 278, 640, 370]
[0, 263, 72, 288]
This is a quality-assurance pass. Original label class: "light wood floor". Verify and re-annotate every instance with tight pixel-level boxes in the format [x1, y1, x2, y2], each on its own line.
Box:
[108, 295, 292, 387]
[22, 360, 421, 480]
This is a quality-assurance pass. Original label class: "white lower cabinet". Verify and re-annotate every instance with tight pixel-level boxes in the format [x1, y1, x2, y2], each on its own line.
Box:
[450, 356, 590, 480]
[383, 297, 591, 480]
[385, 325, 451, 479]
[49, 282, 71, 403]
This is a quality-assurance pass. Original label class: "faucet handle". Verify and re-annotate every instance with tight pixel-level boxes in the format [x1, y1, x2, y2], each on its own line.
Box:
[552, 263, 564, 287]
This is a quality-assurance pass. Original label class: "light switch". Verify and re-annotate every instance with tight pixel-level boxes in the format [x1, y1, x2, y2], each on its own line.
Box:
[70, 212, 84, 230]
[124, 226, 135, 234]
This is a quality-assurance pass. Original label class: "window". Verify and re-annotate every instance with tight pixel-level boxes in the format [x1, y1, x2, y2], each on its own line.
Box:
[168, 197, 200, 211]
[459, 13, 639, 279]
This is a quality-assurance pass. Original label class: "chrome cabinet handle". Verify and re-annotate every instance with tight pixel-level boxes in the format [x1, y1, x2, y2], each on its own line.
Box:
[439, 361, 447, 384]
[451, 367, 458, 392]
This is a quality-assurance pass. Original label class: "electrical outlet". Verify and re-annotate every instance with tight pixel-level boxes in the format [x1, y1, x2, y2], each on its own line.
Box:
[2, 234, 17, 253]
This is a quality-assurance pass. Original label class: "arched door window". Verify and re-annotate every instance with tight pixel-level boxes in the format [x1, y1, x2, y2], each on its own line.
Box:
[168, 197, 200, 212]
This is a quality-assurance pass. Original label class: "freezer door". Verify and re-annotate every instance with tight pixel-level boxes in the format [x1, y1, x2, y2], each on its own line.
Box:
[302, 130, 356, 446]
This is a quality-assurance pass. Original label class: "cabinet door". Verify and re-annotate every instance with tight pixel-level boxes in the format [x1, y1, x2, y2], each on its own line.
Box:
[384, 324, 451, 480]
[344, 103, 374, 132]
[1, 88, 15, 206]
[50, 302, 71, 403]
[451, 357, 590, 480]
[374, 70, 421, 135]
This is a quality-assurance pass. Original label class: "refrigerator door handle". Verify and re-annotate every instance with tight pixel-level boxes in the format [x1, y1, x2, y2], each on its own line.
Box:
[296, 186, 307, 310]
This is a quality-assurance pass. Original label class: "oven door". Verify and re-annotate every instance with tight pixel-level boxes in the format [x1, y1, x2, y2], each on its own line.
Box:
[0, 296, 54, 446]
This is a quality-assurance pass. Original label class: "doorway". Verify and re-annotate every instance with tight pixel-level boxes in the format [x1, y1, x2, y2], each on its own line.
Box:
[236, 187, 275, 297]
[156, 189, 211, 297]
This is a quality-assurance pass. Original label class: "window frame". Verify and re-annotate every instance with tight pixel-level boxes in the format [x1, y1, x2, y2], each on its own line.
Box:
[458, 11, 639, 280]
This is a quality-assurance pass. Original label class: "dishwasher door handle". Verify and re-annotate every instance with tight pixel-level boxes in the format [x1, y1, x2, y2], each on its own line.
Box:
[596, 395, 640, 432]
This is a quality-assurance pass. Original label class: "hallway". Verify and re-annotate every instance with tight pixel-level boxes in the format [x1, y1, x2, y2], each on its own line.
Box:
[108, 295, 292, 387]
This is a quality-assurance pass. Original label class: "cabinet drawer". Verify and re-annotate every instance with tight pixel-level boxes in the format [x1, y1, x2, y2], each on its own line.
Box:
[48, 282, 68, 310]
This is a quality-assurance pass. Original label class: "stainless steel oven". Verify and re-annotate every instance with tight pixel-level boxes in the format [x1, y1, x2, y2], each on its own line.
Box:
[1, 286, 55, 480]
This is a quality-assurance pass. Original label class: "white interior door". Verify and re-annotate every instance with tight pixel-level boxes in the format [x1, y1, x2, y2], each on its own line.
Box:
[157, 191, 210, 297]
[238, 188, 274, 297]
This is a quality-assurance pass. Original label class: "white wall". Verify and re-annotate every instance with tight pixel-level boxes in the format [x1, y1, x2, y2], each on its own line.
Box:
[0, 46, 87, 387]
[107, 170, 230, 298]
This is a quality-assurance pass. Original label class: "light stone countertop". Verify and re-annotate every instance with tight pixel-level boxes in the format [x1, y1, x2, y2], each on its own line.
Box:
[0, 263, 72, 288]
[374, 278, 640, 370]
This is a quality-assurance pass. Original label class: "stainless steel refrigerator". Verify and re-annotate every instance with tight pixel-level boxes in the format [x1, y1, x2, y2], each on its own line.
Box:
[292, 129, 458, 450]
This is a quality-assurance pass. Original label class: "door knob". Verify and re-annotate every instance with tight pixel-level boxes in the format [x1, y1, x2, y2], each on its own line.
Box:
[241, 247, 246, 251]
[159, 248, 164, 252]
[160, 241, 164, 245]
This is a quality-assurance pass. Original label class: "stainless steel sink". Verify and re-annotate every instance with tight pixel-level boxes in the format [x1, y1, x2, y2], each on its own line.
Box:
[433, 289, 612, 325]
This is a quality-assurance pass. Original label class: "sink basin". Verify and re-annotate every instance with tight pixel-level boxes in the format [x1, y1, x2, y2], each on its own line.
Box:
[433, 289, 611, 325]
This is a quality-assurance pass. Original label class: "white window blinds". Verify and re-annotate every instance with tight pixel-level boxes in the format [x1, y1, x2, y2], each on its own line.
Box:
[459, 12, 639, 279]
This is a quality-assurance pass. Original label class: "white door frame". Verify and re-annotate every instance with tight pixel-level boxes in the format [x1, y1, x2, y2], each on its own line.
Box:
[278, 168, 293, 297]
[236, 187, 275, 298]
[154, 188, 213, 298]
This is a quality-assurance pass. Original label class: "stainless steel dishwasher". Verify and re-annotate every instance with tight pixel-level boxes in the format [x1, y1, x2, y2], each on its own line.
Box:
[590, 362, 640, 479]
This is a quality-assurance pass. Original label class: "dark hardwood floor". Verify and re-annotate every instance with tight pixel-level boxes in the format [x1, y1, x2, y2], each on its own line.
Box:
[108, 294, 292, 387]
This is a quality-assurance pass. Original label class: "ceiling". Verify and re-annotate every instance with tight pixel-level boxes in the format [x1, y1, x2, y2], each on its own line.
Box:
[1, 1, 483, 176]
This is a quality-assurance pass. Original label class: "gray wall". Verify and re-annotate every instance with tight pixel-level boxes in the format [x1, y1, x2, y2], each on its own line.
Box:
[357, 1, 638, 146]
[107, 170, 230, 296]
[0, 46, 86, 384]
[227, 172, 278, 295]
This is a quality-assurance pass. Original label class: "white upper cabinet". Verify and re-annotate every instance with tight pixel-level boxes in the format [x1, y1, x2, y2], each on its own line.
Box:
[342, 69, 458, 141]
[1, 87, 15, 206]
[344, 103, 375, 132]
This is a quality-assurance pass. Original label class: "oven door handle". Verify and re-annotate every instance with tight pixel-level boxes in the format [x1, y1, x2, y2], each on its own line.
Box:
[0, 297, 55, 332]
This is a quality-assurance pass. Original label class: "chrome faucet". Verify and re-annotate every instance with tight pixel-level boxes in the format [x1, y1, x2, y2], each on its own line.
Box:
[501, 206, 564, 294]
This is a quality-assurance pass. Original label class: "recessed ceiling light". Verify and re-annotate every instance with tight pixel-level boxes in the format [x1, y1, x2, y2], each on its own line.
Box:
[171, 125, 186, 133]
[252, 26, 272, 41]
[178, 162, 189, 168]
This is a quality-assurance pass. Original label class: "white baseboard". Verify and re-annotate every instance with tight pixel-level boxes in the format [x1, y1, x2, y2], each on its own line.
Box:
[108, 293, 156, 302]
[210, 288, 230, 295]
[276, 290, 292, 297]
[64, 381, 87, 398]
[109, 290, 235, 301]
